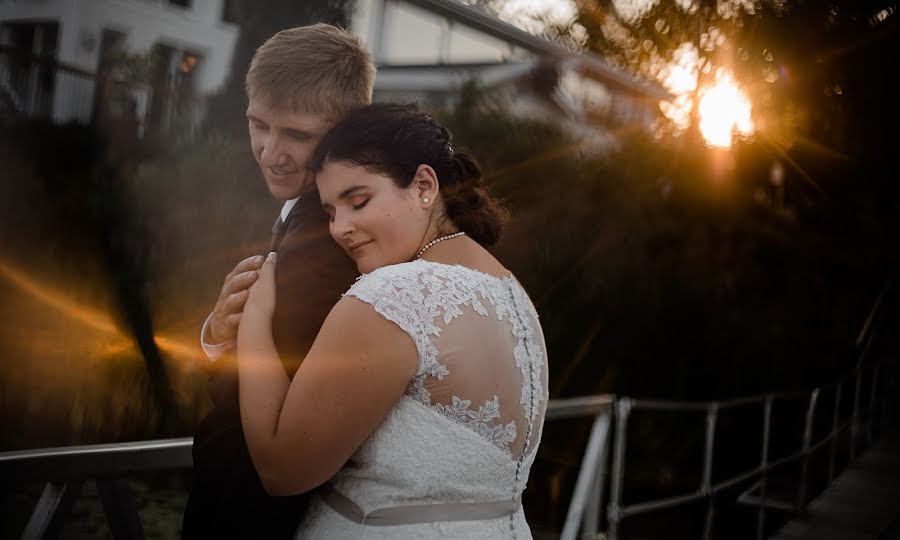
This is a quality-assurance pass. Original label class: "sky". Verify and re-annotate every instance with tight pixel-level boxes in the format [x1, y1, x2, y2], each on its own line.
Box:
[494, 0, 578, 30]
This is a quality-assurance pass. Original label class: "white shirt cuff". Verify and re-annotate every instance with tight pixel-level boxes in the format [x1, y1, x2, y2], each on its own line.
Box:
[200, 313, 234, 362]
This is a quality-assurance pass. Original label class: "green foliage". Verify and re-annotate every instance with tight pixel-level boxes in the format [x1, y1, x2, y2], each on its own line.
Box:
[441, 83, 896, 532]
[439, 87, 893, 400]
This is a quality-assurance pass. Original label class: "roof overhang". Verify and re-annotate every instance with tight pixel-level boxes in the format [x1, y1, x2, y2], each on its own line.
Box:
[374, 60, 536, 92]
[401, 0, 670, 100]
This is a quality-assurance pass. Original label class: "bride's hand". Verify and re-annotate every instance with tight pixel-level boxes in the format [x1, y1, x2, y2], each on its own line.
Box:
[245, 252, 277, 320]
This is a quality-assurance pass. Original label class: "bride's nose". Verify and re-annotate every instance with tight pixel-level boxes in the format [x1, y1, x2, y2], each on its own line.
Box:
[330, 209, 355, 240]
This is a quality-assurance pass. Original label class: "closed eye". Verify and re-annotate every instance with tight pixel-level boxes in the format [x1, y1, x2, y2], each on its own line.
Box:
[352, 199, 369, 211]
[285, 129, 311, 141]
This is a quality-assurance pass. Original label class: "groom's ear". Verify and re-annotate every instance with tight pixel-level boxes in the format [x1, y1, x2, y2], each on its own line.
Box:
[413, 165, 440, 207]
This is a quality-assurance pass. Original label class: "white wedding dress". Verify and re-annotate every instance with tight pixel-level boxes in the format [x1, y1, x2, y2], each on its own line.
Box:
[296, 260, 549, 539]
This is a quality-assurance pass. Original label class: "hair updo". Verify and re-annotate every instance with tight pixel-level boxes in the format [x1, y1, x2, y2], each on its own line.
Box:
[308, 103, 507, 246]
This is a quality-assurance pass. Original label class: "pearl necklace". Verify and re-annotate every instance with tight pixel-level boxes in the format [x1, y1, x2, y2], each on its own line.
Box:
[414, 231, 466, 260]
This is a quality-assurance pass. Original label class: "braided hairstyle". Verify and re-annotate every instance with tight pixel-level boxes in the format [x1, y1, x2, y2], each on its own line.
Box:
[308, 103, 507, 246]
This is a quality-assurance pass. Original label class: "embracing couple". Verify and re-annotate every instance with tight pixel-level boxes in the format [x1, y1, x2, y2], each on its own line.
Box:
[182, 23, 549, 540]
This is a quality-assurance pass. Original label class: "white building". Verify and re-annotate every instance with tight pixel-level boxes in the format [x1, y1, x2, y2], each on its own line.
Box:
[354, 0, 669, 141]
[0, 0, 665, 142]
[0, 0, 238, 127]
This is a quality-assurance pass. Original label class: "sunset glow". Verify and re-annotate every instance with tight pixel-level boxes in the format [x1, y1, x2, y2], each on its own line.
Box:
[697, 71, 755, 148]
[0, 261, 119, 335]
[657, 36, 755, 149]
[0, 260, 201, 361]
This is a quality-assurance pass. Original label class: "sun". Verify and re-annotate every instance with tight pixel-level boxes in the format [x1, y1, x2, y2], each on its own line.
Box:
[697, 71, 754, 149]
[657, 46, 756, 149]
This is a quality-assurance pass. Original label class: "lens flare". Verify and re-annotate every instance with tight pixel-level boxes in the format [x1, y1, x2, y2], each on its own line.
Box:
[0, 261, 120, 334]
[0, 260, 201, 362]
[697, 71, 754, 148]
[657, 40, 756, 148]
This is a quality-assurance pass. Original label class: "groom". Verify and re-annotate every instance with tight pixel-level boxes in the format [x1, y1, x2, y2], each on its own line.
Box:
[182, 24, 374, 539]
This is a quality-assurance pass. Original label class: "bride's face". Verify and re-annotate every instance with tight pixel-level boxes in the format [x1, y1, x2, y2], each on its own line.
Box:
[318, 161, 428, 274]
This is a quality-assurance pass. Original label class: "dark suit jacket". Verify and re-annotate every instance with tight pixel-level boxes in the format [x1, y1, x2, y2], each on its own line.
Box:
[182, 194, 358, 539]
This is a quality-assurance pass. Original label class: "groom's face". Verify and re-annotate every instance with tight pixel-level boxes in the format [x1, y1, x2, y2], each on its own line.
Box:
[247, 99, 332, 200]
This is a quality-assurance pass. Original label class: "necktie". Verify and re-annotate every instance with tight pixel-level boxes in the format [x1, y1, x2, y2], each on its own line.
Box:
[269, 215, 286, 252]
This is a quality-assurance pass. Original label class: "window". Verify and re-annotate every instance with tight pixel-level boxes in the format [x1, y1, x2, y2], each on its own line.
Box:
[0, 21, 59, 117]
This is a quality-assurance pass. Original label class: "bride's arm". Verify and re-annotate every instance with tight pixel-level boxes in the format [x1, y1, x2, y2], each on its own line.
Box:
[237, 253, 417, 496]
[235, 253, 290, 457]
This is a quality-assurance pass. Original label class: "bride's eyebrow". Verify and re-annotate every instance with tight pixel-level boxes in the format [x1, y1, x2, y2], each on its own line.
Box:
[338, 186, 368, 200]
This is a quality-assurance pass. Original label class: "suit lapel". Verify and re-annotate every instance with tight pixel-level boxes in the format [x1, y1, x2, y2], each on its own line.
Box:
[270, 196, 310, 252]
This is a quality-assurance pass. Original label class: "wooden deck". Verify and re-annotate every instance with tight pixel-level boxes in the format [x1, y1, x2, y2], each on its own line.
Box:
[771, 430, 900, 540]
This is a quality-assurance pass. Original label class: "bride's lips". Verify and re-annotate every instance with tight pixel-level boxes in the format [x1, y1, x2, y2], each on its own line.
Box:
[347, 241, 372, 255]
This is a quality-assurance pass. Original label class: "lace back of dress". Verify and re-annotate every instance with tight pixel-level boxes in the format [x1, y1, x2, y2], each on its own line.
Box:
[401, 265, 548, 462]
[347, 261, 548, 464]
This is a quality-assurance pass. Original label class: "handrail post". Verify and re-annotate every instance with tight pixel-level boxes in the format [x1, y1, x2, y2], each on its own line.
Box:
[608, 398, 632, 540]
[884, 362, 888, 426]
[884, 360, 897, 429]
[828, 383, 842, 484]
[21, 481, 83, 540]
[888, 358, 894, 423]
[797, 389, 819, 512]
[851, 369, 862, 460]
[701, 403, 719, 540]
[97, 477, 145, 539]
[757, 395, 773, 540]
[867, 365, 880, 444]
[559, 409, 611, 540]
[582, 409, 612, 537]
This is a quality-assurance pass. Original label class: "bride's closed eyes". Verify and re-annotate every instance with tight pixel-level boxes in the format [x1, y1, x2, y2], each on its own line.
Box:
[325, 196, 370, 222]
[349, 196, 370, 211]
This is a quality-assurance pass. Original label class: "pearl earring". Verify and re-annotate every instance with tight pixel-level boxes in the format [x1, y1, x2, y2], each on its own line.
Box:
[423, 197, 429, 204]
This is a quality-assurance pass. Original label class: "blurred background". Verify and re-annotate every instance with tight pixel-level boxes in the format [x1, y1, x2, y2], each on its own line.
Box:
[0, 0, 898, 538]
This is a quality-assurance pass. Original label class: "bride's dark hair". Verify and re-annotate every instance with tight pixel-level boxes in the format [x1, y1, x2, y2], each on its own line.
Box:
[308, 103, 507, 246]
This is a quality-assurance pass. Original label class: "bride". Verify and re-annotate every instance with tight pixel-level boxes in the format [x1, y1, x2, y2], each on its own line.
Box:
[237, 103, 549, 539]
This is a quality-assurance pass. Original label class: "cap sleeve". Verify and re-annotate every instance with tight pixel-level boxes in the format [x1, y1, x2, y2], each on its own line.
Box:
[343, 261, 438, 377]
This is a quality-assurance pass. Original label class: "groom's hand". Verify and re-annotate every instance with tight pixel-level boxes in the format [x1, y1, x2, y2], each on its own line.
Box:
[209, 255, 265, 344]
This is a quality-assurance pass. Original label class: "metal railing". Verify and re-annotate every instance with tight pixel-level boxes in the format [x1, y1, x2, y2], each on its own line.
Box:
[0, 438, 192, 539]
[606, 364, 892, 540]
[0, 398, 615, 539]
[0, 369, 893, 540]
[0, 45, 206, 139]
[2, 278, 894, 539]
[558, 277, 896, 540]
[0, 46, 95, 122]
[546, 395, 616, 540]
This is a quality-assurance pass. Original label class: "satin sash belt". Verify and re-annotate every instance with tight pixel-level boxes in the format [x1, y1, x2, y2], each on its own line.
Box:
[319, 484, 521, 526]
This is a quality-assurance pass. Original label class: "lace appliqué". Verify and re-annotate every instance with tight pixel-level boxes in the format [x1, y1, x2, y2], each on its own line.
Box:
[435, 396, 518, 455]
[345, 260, 545, 457]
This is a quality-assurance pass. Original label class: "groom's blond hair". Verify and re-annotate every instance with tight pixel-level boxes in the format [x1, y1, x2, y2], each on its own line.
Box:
[246, 24, 375, 118]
